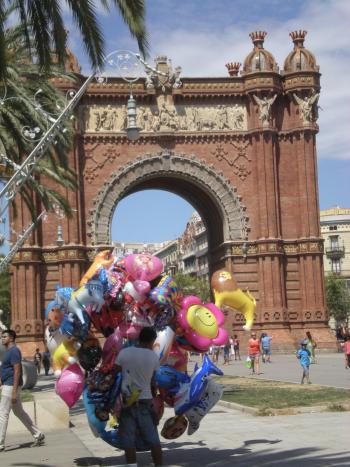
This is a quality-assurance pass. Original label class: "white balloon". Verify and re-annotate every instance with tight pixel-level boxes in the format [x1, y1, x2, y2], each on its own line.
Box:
[153, 326, 175, 363]
[45, 326, 64, 355]
[185, 379, 223, 435]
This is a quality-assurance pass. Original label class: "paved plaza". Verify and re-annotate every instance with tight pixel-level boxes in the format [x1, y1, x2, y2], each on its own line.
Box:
[1, 353, 349, 466]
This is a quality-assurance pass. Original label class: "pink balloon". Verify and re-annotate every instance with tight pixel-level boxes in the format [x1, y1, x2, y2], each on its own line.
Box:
[124, 253, 163, 281]
[55, 363, 84, 408]
[102, 328, 123, 364]
[118, 321, 142, 340]
[133, 280, 151, 296]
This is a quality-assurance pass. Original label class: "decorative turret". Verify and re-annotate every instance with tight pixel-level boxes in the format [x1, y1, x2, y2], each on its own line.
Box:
[242, 31, 278, 74]
[283, 30, 319, 73]
[225, 62, 241, 76]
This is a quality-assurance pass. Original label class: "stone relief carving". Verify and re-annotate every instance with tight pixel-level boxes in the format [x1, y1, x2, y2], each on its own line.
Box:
[81, 101, 247, 133]
[213, 140, 251, 181]
[252, 94, 277, 126]
[293, 90, 320, 124]
[84, 144, 120, 183]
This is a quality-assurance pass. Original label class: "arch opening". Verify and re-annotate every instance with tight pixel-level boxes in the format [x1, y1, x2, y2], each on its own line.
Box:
[88, 151, 249, 253]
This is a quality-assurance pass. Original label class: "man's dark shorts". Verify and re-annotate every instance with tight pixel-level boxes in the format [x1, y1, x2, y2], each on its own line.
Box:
[118, 399, 160, 449]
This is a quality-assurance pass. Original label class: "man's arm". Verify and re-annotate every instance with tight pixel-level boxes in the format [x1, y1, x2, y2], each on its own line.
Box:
[12, 362, 21, 403]
[151, 373, 157, 398]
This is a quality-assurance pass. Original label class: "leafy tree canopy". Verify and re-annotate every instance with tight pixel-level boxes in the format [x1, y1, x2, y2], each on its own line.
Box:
[325, 273, 350, 324]
[174, 273, 211, 303]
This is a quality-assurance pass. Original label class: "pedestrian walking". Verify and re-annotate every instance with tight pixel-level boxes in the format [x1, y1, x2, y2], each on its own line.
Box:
[229, 336, 235, 359]
[233, 334, 241, 360]
[0, 329, 45, 451]
[115, 327, 162, 466]
[42, 349, 51, 376]
[297, 339, 311, 384]
[341, 335, 350, 369]
[33, 348, 42, 375]
[223, 342, 230, 364]
[248, 332, 261, 375]
[261, 332, 272, 363]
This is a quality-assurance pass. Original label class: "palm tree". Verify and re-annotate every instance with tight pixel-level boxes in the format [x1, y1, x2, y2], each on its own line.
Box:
[0, 0, 148, 78]
[0, 12, 77, 219]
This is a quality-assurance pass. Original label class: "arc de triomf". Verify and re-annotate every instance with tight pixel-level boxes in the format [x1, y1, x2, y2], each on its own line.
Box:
[10, 31, 336, 353]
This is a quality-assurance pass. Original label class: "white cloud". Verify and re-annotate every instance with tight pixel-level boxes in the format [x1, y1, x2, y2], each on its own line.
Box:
[144, 0, 350, 160]
[66, 0, 349, 160]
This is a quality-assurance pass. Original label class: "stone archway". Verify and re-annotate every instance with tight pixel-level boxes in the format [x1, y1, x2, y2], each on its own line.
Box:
[87, 150, 249, 252]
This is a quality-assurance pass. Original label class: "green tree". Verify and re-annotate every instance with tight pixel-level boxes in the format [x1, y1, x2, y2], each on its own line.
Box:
[0, 1, 148, 78]
[0, 260, 10, 327]
[325, 273, 350, 324]
[174, 273, 211, 303]
[0, 12, 77, 218]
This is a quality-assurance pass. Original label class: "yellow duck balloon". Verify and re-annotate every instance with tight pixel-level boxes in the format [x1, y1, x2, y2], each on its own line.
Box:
[211, 269, 256, 331]
[52, 338, 81, 377]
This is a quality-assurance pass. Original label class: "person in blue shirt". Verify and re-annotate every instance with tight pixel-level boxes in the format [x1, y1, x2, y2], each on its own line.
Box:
[296, 339, 311, 384]
[260, 333, 272, 363]
[0, 329, 45, 451]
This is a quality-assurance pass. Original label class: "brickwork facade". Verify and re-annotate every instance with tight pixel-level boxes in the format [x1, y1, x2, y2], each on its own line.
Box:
[9, 31, 336, 354]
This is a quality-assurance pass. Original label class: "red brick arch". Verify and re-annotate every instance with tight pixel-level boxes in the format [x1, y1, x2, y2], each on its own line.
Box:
[87, 150, 249, 250]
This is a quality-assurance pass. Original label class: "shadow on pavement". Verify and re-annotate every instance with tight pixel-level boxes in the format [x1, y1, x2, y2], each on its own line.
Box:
[74, 445, 350, 467]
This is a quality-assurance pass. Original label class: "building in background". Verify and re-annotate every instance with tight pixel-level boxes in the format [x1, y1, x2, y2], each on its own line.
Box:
[156, 211, 209, 279]
[112, 241, 166, 257]
[320, 207, 350, 286]
[113, 211, 209, 279]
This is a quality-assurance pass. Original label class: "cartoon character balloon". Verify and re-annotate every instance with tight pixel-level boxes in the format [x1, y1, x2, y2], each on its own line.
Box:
[177, 296, 229, 351]
[211, 269, 256, 331]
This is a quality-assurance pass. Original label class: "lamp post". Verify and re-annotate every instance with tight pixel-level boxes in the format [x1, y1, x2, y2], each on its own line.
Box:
[242, 242, 248, 262]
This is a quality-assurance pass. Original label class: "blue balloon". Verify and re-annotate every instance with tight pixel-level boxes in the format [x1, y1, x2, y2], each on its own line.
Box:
[60, 310, 90, 340]
[174, 355, 223, 416]
[82, 388, 107, 436]
[156, 365, 190, 392]
[189, 354, 223, 402]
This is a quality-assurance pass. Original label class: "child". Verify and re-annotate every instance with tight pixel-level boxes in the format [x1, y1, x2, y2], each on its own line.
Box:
[297, 339, 311, 384]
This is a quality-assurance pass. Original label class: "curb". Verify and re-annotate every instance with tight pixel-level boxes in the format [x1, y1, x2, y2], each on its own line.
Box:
[218, 399, 350, 416]
[217, 399, 258, 415]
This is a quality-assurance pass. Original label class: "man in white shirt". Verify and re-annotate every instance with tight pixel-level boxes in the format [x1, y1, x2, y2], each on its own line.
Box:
[115, 326, 162, 466]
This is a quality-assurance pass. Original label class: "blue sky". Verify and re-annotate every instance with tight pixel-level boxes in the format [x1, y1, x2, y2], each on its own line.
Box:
[1, 0, 349, 249]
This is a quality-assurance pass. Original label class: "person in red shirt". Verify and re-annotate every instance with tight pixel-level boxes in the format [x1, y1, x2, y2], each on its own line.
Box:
[248, 332, 261, 375]
[341, 336, 350, 369]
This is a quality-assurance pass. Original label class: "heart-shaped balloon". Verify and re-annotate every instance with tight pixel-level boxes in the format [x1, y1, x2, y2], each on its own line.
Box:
[124, 253, 163, 282]
[133, 279, 151, 296]
[55, 363, 84, 408]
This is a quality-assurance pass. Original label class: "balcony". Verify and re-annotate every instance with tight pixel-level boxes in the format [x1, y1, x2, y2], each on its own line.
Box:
[325, 246, 345, 259]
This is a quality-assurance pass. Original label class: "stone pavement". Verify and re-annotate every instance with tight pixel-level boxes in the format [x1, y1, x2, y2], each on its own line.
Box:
[1, 353, 349, 466]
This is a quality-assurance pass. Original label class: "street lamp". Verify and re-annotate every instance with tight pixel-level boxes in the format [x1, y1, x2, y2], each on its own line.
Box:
[242, 242, 248, 262]
[126, 93, 140, 141]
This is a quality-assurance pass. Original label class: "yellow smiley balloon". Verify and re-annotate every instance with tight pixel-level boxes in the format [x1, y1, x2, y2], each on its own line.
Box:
[187, 305, 218, 339]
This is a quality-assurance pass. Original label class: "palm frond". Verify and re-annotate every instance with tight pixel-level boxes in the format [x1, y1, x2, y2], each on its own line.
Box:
[114, 0, 149, 58]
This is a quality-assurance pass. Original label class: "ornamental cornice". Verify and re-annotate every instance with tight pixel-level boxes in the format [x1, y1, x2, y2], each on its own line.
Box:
[227, 238, 323, 257]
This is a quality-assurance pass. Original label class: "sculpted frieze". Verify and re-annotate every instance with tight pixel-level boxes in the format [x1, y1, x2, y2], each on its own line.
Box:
[81, 102, 247, 133]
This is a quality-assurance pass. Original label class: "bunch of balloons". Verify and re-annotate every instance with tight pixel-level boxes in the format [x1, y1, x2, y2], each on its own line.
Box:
[44, 251, 256, 447]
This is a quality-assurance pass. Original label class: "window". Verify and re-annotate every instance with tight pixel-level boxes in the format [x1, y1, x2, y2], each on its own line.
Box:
[329, 225, 338, 231]
[329, 235, 339, 249]
[331, 258, 341, 273]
